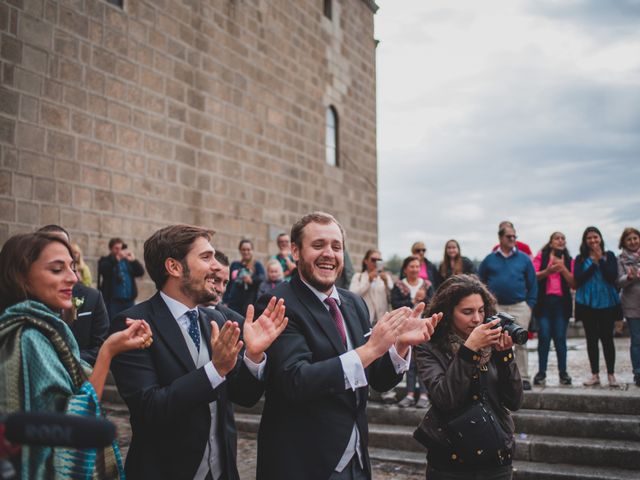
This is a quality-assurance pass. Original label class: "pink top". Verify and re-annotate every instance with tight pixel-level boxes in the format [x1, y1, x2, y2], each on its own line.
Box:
[533, 251, 574, 296]
[419, 262, 429, 281]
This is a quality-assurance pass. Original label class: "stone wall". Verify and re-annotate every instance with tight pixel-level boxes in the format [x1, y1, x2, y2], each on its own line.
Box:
[0, 0, 378, 297]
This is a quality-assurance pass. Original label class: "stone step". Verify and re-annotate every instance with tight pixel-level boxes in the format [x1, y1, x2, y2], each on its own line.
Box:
[236, 413, 640, 470]
[521, 387, 640, 415]
[515, 433, 640, 470]
[513, 409, 640, 441]
[237, 396, 640, 441]
[368, 449, 638, 480]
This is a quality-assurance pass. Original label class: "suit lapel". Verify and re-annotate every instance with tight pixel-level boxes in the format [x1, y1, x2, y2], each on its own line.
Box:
[339, 293, 366, 348]
[291, 276, 346, 355]
[149, 292, 196, 371]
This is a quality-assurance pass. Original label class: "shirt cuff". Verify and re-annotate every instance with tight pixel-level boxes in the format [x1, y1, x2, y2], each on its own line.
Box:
[340, 350, 368, 391]
[204, 361, 226, 389]
[389, 344, 411, 374]
[243, 353, 267, 380]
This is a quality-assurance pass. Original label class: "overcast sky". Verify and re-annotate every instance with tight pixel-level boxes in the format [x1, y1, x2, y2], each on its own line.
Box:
[374, 0, 640, 263]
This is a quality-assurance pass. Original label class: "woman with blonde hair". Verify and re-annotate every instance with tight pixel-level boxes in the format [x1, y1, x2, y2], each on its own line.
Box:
[71, 243, 93, 287]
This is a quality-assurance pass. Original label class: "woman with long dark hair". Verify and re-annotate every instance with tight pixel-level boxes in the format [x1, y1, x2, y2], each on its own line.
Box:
[415, 275, 522, 479]
[224, 238, 266, 315]
[617, 227, 640, 387]
[0, 232, 152, 478]
[532, 232, 575, 386]
[439, 239, 475, 280]
[574, 226, 621, 387]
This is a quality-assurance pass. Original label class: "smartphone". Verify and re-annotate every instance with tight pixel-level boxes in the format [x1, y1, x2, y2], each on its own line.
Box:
[376, 259, 384, 273]
[553, 249, 563, 258]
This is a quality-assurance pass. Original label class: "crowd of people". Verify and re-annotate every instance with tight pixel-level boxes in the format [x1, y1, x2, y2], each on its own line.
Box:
[0, 214, 638, 480]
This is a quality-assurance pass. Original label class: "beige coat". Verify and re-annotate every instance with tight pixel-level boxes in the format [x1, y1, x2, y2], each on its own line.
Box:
[349, 271, 393, 324]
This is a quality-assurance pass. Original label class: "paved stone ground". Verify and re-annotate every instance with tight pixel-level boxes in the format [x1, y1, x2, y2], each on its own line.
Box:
[104, 334, 638, 479]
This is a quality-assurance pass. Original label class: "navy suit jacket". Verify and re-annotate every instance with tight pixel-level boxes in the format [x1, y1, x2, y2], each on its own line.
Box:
[110, 292, 263, 480]
[70, 283, 108, 366]
[255, 273, 403, 480]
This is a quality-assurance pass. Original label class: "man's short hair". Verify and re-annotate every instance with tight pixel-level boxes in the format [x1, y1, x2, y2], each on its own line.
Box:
[290, 211, 345, 248]
[498, 220, 515, 236]
[144, 225, 214, 290]
[214, 250, 229, 267]
[108, 237, 125, 249]
[277, 232, 289, 240]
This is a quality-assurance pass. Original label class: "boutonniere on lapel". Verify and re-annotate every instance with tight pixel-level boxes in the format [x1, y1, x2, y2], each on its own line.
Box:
[72, 296, 85, 321]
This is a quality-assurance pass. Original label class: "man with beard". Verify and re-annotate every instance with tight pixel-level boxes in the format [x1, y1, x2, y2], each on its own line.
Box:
[255, 212, 440, 480]
[110, 225, 287, 480]
[204, 250, 245, 324]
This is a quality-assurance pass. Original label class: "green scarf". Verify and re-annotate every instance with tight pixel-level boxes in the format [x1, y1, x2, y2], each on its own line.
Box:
[0, 300, 124, 479]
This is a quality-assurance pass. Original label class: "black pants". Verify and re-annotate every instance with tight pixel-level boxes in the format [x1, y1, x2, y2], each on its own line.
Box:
[576, 304, 617, 374]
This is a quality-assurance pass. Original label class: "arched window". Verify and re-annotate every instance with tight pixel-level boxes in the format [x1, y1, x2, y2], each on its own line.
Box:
[323, 0, 332, 20]
[325, 106, 338, 166]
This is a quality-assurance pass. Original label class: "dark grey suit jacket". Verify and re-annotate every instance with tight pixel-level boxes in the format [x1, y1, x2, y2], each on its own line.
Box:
[255, 272, 403, 480]
[70, 283, 108, 366]
[110, 292, 264, 480]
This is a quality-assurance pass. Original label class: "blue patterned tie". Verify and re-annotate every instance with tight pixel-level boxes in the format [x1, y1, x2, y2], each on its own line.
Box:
[185, 309, 201, 352]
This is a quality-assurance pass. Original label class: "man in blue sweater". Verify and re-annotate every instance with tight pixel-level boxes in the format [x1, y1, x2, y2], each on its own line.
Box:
[479, 224, 537, 390]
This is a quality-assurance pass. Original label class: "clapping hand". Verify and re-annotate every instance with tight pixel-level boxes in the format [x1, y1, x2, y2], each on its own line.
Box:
[356, 307, 410, 368]
[243, 297, 288, 363]
[395, 304, 442, 357]
[105, 318, 153, 356]
[210, 320, 243, 377]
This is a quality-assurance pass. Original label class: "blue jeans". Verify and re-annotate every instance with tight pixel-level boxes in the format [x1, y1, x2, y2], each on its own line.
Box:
[628, 317, 640, 378]
[537, 295, 569, 374]
[407, 358, 427, 395]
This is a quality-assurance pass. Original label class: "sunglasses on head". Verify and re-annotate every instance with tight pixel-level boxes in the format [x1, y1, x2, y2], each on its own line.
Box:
[414, 248, 426, 253]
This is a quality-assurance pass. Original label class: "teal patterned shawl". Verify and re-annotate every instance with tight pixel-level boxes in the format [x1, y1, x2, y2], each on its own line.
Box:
[0, 300, 124, 479]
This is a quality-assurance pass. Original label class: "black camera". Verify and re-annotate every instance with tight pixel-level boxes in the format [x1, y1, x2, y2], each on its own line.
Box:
[484, 312, 528, 345]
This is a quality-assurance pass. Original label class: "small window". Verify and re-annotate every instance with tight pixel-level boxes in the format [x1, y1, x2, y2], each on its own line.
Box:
[323, 0, 332, 20]
[326, 106, 338, 166]
[106, 0, 124, 8]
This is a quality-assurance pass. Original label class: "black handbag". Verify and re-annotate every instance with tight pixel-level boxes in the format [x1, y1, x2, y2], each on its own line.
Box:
[444, 371, 511, 465]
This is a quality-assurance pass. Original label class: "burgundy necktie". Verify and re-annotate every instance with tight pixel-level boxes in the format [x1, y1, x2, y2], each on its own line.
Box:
[324, 297, 347, 347]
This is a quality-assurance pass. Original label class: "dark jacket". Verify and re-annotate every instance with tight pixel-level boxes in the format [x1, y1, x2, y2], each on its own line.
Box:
[534, 249, 573, 319]
[255, 272, 403, 480]
[415, 341, 523, 470]
[439, 257, 476, 280]
[223, 260, 265, 315]
[109, 292, 264, 480]
[97, 254, 145, 302]
[70, 283, 109, 366]
[390, 279, 433, 309]
[574, 251, 618, 288]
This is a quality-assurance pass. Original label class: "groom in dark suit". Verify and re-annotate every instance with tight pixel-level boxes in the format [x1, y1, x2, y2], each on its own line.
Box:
[256, 212, 438, 480]
[110, 225, 286, 480]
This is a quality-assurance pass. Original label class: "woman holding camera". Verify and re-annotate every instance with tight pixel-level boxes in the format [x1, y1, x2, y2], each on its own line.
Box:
[0, 232, 153, 479]
[532, 232, 575, 386]
[349, 249, 393, 325]
[415, 275, 523, 479]
[574, 226, 621, 387]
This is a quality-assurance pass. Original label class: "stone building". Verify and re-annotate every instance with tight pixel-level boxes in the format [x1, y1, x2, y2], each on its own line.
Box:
[0, 0, 379, 296]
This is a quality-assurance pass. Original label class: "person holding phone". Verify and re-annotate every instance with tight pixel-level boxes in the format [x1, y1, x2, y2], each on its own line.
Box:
[532, 232, 575, 386]
[349, 249, 393, 326]
[574, 226, 621, 387]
